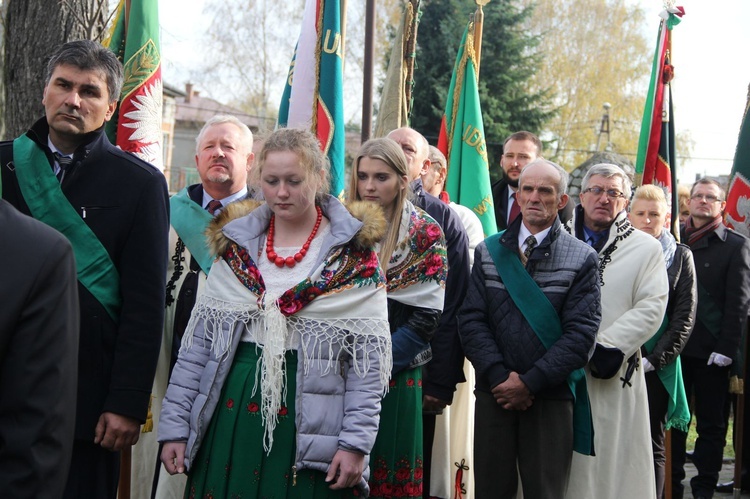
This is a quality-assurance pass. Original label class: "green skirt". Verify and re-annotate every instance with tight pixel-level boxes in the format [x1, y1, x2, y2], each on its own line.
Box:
[185, 342, 357, 499]
[367, 367, 423, 498]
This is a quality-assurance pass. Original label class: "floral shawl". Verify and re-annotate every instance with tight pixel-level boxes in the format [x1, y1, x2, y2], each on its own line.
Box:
[385, 200, 447, 309]
[182, 224, 391, 451]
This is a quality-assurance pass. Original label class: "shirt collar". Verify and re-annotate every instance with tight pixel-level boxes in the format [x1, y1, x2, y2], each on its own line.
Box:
[518, 222, 551, 250]
[202, 186, 248, 210]
[47, 137, 72, 158]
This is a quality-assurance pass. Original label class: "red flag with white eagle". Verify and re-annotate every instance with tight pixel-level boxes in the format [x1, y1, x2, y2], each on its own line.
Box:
[724, 85, 750, 238]
[103, 0, 163, 170]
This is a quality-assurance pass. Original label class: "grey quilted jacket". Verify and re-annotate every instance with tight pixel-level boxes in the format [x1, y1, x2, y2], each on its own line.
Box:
[458, 217, 602, 399]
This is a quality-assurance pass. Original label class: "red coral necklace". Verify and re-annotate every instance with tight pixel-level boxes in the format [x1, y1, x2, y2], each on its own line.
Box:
[266, 205, 322, 268]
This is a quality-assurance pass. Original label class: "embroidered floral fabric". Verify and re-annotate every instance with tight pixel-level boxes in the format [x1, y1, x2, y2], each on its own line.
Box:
[384, 200, 447, 310]
[181, 236, 391, 452]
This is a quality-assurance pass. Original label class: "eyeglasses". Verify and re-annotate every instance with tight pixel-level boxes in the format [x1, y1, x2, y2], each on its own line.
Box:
[583, 187, 625, 199]
[690, 194, 723, 203]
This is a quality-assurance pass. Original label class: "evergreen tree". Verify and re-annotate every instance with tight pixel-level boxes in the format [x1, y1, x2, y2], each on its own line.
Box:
[411, 0, 554, 178]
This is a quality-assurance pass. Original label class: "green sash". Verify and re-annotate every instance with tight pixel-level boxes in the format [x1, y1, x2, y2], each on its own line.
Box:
[169, 187, 215, 274]
[643, 316, 691, 431]
[11, 135, 121, 321]
[485, 231, 595, 455]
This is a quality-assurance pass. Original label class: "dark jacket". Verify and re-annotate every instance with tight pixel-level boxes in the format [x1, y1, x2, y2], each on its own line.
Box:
[411, 179, 471, 402]
[680, 223, 750, 360]
[645, 243, 697, 369]
[0, 201, 79, 498]
[492, 177, 573, 231]
[458, 216, 601, 398]
[1, 118, 170, 438]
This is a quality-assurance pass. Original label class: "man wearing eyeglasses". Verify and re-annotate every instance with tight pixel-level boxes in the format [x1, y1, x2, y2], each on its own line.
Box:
[566, 163, 668, 499]
[670, 178, 750, 499]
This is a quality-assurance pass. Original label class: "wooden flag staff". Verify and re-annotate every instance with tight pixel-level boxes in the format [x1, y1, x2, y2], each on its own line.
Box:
[473, 0, 490, 78]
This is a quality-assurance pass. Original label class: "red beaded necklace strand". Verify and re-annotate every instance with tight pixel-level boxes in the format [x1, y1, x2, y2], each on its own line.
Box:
[266, 205, 323, 268]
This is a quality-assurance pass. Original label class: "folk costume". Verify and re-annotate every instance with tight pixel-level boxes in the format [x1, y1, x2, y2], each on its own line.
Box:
[131, 184, 251, 499]
[0, 118, 169, 499]
[566, 207, 668, 499]
[368, 200, 448, 499]
[158, 196, 392, 498]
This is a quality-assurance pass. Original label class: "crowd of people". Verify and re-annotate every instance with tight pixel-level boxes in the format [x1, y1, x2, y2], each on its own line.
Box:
[2, 39, 750, 499]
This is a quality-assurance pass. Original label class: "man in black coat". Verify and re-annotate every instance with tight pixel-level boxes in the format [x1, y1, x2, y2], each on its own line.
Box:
[388, 127, 471, 497]
[0, 40, 169, 499]
[0, 200, 79, 499]
[671, 178, 750, 499]
[491, 131, 572, 231]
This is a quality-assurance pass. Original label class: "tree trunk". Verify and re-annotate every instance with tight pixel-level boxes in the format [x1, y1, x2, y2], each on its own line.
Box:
[2, 0, 107, 139]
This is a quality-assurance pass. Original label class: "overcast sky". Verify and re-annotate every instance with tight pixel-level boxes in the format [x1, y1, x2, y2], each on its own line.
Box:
[159, 0, 750, 184]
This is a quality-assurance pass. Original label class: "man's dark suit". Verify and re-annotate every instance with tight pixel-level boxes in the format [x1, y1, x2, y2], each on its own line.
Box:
[1, 117, 169, 498]
[492, 177, 573, 231]
[0, 200, 79, 499]
[671, 222, 750, 497]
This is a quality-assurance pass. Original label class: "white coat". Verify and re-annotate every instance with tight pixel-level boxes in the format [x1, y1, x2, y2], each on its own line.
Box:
[566, 210, 669, 499]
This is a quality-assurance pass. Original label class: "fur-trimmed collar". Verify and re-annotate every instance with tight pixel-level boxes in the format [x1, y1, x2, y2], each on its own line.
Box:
[206, 198, 386, 257]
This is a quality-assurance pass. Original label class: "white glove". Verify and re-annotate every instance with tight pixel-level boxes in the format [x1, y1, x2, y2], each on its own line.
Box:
[707, 352, 733, 367]
[642, 357, 655, 372]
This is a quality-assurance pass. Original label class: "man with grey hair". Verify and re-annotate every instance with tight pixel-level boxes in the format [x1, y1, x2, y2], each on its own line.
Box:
[0, 40, 169, 498]
[565, 163, 669, 499]
[423, 145, 484, 262]
[130, 114, 256, 498]
[460, 158, 600, 498]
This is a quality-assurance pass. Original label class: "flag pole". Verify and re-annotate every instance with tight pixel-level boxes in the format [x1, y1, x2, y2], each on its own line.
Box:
[473, 0, 490, 78]
[340, 0, 347, 73]
[118, 5, 133, 495]
[362, 0, 376, 142]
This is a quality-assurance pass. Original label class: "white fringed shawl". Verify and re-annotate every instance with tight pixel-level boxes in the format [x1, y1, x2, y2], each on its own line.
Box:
[182, 239, 391, 452]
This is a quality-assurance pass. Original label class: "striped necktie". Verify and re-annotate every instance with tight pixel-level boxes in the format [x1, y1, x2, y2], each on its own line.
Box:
[206, 199, 223, 214]
[54, 152, 73, 183]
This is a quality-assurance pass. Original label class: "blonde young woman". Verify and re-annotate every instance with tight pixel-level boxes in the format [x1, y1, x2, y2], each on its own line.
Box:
[629, 184, 697, 499]
[158, 128, 392, 498]
[348, 137, 447, 498]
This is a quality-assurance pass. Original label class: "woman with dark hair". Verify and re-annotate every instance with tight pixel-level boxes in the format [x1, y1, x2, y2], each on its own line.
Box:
[349, 137, 448, 498]
[158, 128, 392, 498]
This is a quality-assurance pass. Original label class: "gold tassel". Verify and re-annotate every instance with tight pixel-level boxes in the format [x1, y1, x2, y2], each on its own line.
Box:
[142, 394, 154, 433]
[730, 375, 744, 395]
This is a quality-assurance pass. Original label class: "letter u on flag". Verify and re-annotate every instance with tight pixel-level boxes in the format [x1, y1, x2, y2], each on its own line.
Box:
[278, 0, 345, 199]
[437, 21, 497, 237]
[103, 0, 163, 170]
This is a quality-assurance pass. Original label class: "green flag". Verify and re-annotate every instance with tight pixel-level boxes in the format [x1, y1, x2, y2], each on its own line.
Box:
[437, 22, 497, 237]
[103, 0, 163, 170]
